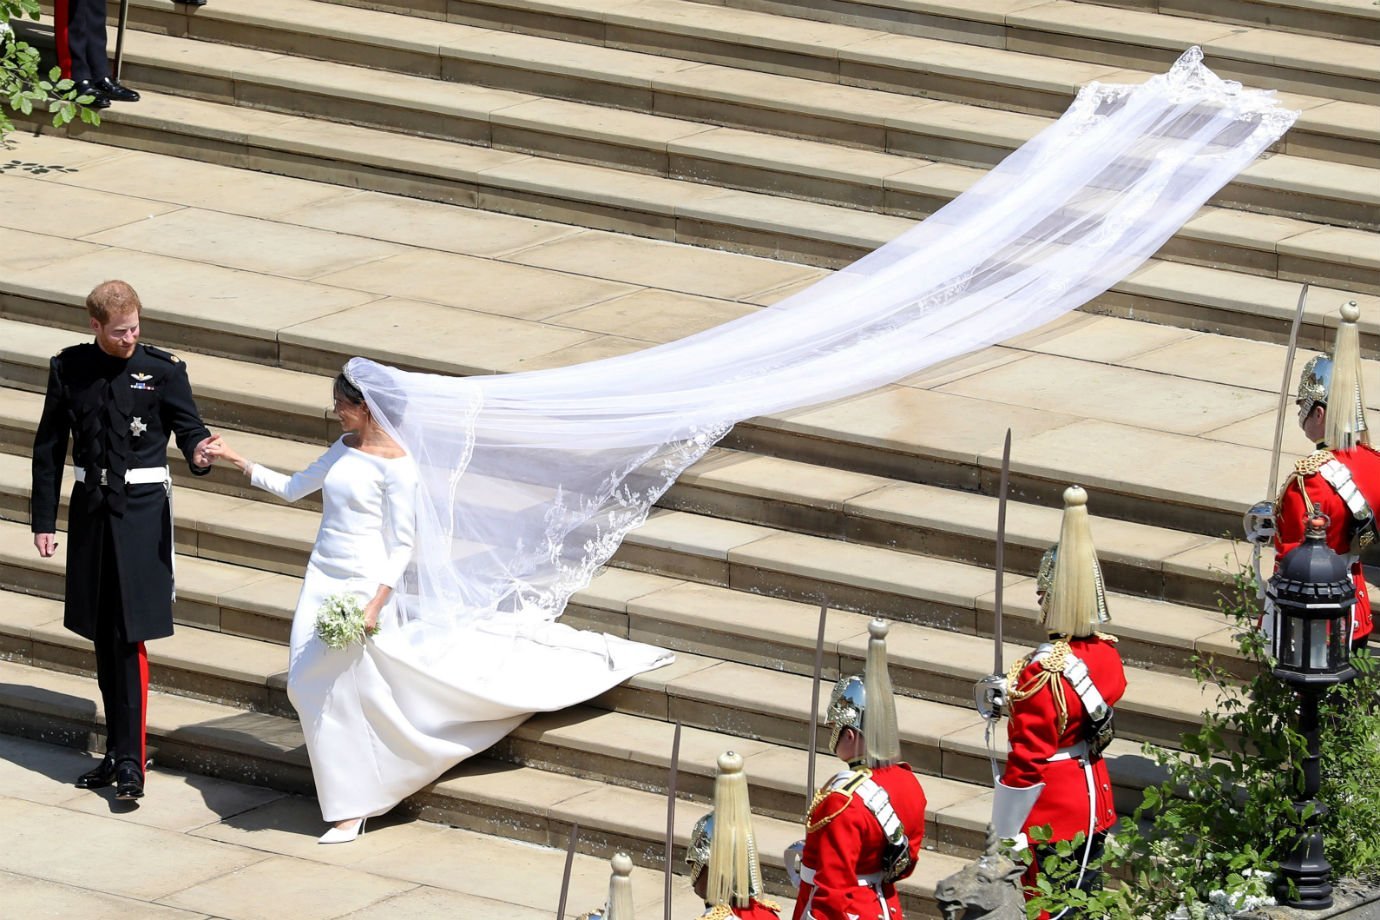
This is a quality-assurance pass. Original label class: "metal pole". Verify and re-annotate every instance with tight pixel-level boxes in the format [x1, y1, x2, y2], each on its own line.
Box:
[112, 0, 132, 81]
[1276, 688, 1334, 909]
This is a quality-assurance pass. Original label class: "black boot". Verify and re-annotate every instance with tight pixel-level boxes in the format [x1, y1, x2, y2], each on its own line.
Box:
[72, 79, 111, 110]
[75, 753, 117, 789]
[95, 77, 140, 103]
[114, 760, 145, 800]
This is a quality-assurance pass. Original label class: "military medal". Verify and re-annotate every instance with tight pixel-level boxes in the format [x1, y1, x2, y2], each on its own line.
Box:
[130, 417, 148, 438]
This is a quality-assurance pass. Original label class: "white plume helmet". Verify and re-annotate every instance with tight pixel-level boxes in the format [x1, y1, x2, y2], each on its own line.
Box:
[863, 619, 902, 768]
[1325, 301, 1369, 451]
[1042, 486, 1110, 637]
[707, 751, 764, 908]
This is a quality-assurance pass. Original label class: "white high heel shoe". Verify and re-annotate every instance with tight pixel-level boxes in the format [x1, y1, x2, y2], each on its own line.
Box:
[318, 817, 366, 845]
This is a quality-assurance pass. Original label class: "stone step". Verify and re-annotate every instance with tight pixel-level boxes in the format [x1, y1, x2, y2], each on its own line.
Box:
[12, 288, 1380, 540]
[0, 514, 1231, 759]
[0, 731, 730, 920]
[0, 589, 1172, 850]
[111, 0, 1380, 173]
[0, 655, 970, 914]
[703, 0, 1380, 48]
[433, 0, 1380, 107]
[1087, 0, 1380, 47]
[0, 405, 1259, 678]
[100, 33, 1380, 295]
[0, 397, 1254, 624]
[70, 0, 1380, 231]
[0, 589, 999, 856]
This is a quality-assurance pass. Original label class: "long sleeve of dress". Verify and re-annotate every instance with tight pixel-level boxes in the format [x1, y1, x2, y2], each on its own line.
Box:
[250, 440, 345, 503]
[378, 460, 418, 589]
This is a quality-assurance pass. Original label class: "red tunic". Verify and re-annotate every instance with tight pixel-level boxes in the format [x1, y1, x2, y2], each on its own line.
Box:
[793, 763, 927, 920]
[1275, 445, 1380, 643]
[1001, 636, 1126, 843]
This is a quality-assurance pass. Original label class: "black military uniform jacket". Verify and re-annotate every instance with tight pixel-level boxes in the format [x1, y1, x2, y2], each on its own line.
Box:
[31, 342, 212, 643]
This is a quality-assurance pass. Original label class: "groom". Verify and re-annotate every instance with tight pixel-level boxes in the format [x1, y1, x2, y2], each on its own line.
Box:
[30, 280, 217, 801]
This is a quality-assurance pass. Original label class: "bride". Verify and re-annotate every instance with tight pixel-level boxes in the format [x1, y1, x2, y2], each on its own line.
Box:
[204, 371, 674, 843]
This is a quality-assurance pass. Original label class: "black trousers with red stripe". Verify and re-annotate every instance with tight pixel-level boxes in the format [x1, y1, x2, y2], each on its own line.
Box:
[94, 528, 148, 772]
[54, 0, 110, 83]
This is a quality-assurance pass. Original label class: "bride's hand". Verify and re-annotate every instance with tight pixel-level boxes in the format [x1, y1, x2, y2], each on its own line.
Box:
[363, 599, 383, 636]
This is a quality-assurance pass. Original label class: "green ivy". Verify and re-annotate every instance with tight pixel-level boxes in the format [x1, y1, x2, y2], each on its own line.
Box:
[1, 0, 100, 142]
[1023, 565, 1380, 918]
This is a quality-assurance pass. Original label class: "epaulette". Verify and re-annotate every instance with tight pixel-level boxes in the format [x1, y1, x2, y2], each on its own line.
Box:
[805, 767, 869, 832]
[1294, 449, 1335, 477]
[1094, 631, 1119, 643]
[699, 906, 733, 920]
[756, 897, 782, 913]
[143, 344, 182, 364]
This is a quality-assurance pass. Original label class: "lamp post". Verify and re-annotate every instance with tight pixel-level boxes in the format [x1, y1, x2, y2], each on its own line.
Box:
[1266, 513, 1358, 909]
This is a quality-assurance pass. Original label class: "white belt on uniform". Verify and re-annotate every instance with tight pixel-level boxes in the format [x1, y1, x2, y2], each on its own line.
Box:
[73, 466, 170, 486]
[74, 465, 177, 602]
[798, 865, 886, 887]
[1047, 740, 1090, 762]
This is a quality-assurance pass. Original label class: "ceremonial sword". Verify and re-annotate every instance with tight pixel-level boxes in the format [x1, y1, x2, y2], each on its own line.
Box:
[555, 822, 579, 920]
[1246, 283, 1310, 597]
[785, 601, 829, 888]
[663, 721, 681, 920]
[974, 429, 1011, 781]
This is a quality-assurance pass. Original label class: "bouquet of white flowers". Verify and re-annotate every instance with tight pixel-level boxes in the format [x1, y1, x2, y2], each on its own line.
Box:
[314, 593, 377, 649]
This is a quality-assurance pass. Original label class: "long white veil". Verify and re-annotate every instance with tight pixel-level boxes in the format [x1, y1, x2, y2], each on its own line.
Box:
[351, 48, 1297, 644]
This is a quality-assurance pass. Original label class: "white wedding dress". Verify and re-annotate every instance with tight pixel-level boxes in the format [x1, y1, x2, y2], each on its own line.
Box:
[250, 437, 674, 821]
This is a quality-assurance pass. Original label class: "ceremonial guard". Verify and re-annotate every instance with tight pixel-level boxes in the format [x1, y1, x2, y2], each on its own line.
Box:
[1266, 302, 1380, 648]
[52, 0, 141, 108]
[991, 486, 1126, 912]
[793, 619, 927, 920]
[686, 751, 782, 919]
[31, 280, 214, 800]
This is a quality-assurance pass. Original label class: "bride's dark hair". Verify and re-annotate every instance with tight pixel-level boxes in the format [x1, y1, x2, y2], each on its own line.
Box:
[334, 372, 367, 409]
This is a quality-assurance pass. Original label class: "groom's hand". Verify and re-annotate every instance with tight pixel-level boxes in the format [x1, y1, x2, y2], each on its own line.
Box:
[193, 434, 221, 468]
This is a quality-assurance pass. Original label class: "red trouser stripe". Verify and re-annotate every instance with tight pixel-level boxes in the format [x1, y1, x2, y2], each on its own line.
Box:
[53, 0, 73, 79]
[137, 641, 148, 769]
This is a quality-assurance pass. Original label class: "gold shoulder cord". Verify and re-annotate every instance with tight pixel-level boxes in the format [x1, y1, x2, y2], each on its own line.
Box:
[700, 905, 733, 920]
[1280, 450, 1333, 517]
[758, 897, 782, 912]
[804, 768, 870, 832]
[1004, 640, 1072, 736]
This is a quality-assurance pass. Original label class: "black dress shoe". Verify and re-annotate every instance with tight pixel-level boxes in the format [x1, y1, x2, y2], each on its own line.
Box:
[72, 79, 111, 110]
[76, 753, 117, 789]
[172, 0, 208, 6]
[96, 77, 140, 103]
[114, 760, 145, 800]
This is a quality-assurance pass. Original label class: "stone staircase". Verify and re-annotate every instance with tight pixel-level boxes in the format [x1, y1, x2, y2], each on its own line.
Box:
[2, 0, 1378, 913]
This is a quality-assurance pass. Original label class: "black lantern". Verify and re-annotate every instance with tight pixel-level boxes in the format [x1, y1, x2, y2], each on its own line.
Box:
[1268, 515, 1356, 686]
[1266, 513, 1359, 909]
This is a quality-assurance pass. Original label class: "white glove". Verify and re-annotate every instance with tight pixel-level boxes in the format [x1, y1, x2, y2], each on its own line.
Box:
[1002, 833, 1029, 854]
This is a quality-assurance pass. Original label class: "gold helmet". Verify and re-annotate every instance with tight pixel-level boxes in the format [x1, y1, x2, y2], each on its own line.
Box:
[1040, 486, 1111, 637]
[824, 620, 901, 767]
